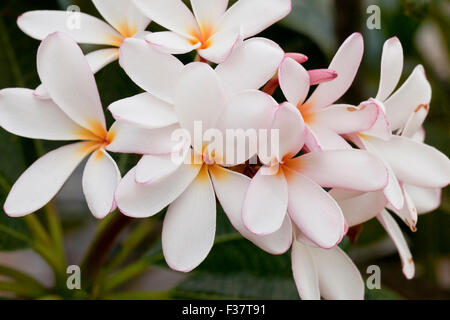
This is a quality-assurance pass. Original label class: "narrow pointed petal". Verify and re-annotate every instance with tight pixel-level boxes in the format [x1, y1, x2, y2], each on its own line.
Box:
[217, 0, 291, 38]
[306, 124, 352, 151]
[162, 166, 216, 272]
[279, 57, 310, 106]
[135, 153, 183, 184]
[284, 168, 345, 249]
[4, 142, 94, 217]
[82, 149, 121, 219]
[377, 209, 415, 279]
[216, 38, 284, 94]
[134, 0, 199, 38]
[286, 150, 388, 192]
[308, 69, 338, 85]
[309, 246, 365, 300]
[17, 10, 123, 46]
[146, 31, 200, 54]
[387, 186, 418, 230]
[376, 37, 403, 101]
[197, 27, 242, 64]
[384, 65, 431, 131]
[291, 240, 320, 300]
[37, 33, 106, 135]
[92, 0, 150, 35]
[209, 165, 293, 254]
[401, 104, 429, 138]
[403, 185, 440, 214]
[119, 38, 184, 104]
[191, 0, 228, 29]
[285, 52, 308, 64]
[242, 167, 288, 235]
[85, 48, 119, 73]
[305, 33, 364, 111]
[109, 93, 178, 129]
[0, 88, 93, 141]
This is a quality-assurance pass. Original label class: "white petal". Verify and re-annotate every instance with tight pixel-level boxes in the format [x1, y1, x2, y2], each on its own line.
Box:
[209, 165, 293, 254]
[162, 166, 216, 272]
[197, 27, 242, 64]
[146, 31, 200, 54]
[108, 93, 178, 129]
[133, 0, 199, 38]
[0, 88, 93, 141]
[37, 32, 106, 136]
[242, 167, 288, 235]
[403, 184, 441, 214]
[216, 37, 284, 95]
[401, 104, 429, 138]
[217, 0, 291, 38]
[376, 37, 403, 101]
[279, 57, 310, 107]
[191, 0, 228, 28]
[18, 10, 123, 46]
[4, 142, 94, 217]
[85, 48, 120, 73]
[291, 240, 320, 300]
[284, 168, 345, 249]
[305, 33, 364, 111]
[82, 149, 121, 219]
[387, 186, 418, 230]
[309, 245, 365, 300]
[360, 99, 392, 140]
[306, 124, 352, 151]
[135, 153, 183, 184]
[119, 38, 184, 104]
[384, 65, 431, 131]
[377, 209, 415, 279]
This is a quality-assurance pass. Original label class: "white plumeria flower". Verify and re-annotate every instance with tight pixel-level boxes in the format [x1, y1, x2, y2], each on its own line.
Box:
[18, 0, 150, 89]
[135, 0, 292, 63]
[0, 32, 170, 219]
[278, 33, 380, 151]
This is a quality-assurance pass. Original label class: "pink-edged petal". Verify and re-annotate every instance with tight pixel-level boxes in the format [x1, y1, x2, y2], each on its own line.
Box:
[377, 209, 415, 279]
[133, 0, 199, 38]
[173, 62, 228, 146]
[82, 149, 121, 219]
[360, 99, 392, 140]
[191, 0, 229, 29]
[308, 69, 337, 85]
[106, 122, 183, 155]
[216, 37, 284, 94]
[145, 31, 200, 54]
[85, 48, 119, 73]
[303, 126, 322, 152]
[306, 124, 352, 151]
[4, 142, 94, 217]
[37, 32, 106, 135]
[119, 38, 184, 104]
[309, 245, 365, 300]
[17, 10, 123, 46]
[0, 88, 93, 141]
[305, 33, 364, 111]
[108, 93, 178, 129]
[384, 65, 431, 131]
[279, 57, 310, 106]
[92, 0, 150, 35]
[376, 37, 404, 101]
[387, 186, 418, 230]
[403, 184, 441, 214]
[162, 166, 215, 272]
[197, 27, 242, 64]
[286, 149, 388, 192]
[284, 168, 345, 249]
[209, 165, 293, 254]
[285, 52, 308, 64]
[332, 190, 387, 226]
[242, 167, 288, 235]
[217, 0, 291, 38]
[401, 104, 429, 138]
[135, 153, 184, 185]
[367, 135, 450, 188]
[116, 158, 202, 218]
[291, 240, 320, 300]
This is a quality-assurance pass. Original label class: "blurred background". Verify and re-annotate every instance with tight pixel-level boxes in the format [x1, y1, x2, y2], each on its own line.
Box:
[0, 0, 449, 299]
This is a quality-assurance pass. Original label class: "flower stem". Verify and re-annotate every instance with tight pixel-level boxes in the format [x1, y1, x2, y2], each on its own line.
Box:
[0, 265, 47, 294]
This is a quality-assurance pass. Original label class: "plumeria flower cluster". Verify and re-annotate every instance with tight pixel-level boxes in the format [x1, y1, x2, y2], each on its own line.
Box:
[0, 0, 449, 300]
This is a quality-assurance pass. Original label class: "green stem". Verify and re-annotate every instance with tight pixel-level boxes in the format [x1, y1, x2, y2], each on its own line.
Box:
[102, 290, 172, 300]
[0, 172, 11, 193]
[0, 15, 25, 86]
[0, 281, 45, 299]
[23, 215, 52, 247]
[0, 265, 47, 293]
[44, 202, 66, 267]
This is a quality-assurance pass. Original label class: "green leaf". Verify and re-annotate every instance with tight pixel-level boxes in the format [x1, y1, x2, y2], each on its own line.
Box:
[365, 287, 403, 300]
[0, 213, 30, 251]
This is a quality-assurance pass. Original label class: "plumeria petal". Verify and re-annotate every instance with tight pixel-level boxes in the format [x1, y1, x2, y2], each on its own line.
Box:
[279, 57, 310, 107]
[401, 104, 429, 138]
[217, 0, 291, 38]
[242, 167, 288, 235]
[135, 153, 184, 185]
[85, 48, 120, 73]
[82, 149, 121, 219]
[360, 99, 391, 140]
[308, 69, 338, 85]
[387, 186, 418, 230]
[284, 168, 345, 249]
[0, 88, 94, 141]
[197, 27, 242, 64]
[377, 209, 415, 279]
[375, 37, 403, 101]
[304, 33, 364, 111]
[191, 0, 229, 29]
[4, 142, 95, 217]
[384, 65, 431, 131]
[37, 32, 106, 136]
[17, 10, 124, 46]
[119, 38, 184, 104]
[109, 93, 178, 129]
[403, 184, 441, 214]
[291, 240, 320, 300]
[209, 165, 293, 254]
[146, 31, 201, 54]
[306, 124, 352, 151]
[162, 166, 216, 272]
